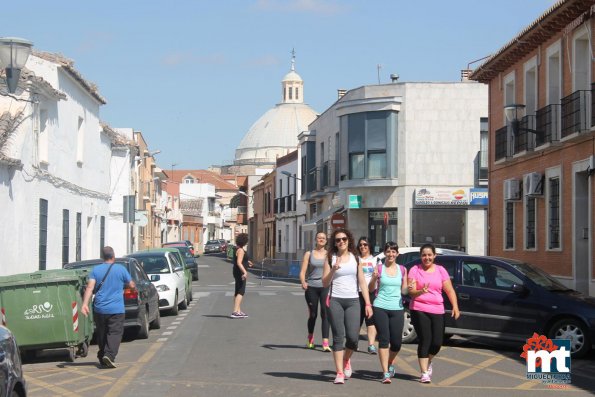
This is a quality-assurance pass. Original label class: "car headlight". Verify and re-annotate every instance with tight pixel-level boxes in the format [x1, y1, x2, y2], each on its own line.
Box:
[156, 285, 170, 292]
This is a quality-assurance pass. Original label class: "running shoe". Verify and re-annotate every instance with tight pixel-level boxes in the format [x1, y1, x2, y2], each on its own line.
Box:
[230, 312, 245, 319]
[343, 359, 352, 378]
[368, 344, 377, 354]
[382, 372, 392, 384]
[420, 372, 431, 383]
[102, 356, 116, 368]
[333, 372, 345, 384]
[239, 311, 248, 318]
[306, 342, 315, 349]
[322, 344, 332, 352]
[428, 362, 433, 376]
[388, 364, 395, 378]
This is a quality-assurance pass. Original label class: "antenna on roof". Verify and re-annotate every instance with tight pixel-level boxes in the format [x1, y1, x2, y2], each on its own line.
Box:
[377, 64, 382, 84]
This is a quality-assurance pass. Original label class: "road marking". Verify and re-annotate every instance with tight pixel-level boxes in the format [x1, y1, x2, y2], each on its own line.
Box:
[258, 292, 276, 296]
[105, 341, 164, 396]
[438, 355, 504, 386]
[162, 331, 173, 335]
[197, 265, 210, 268]
[225, 291, 234, 296]
[175, 317, 185, 321]
[172, 321, 181, 325]
[194, 292, 212, 297]
[291, 292, 303, 296]
[167, 326, 177, 330]
[27, 375, 81, 396]
[157, 338, 168, 342]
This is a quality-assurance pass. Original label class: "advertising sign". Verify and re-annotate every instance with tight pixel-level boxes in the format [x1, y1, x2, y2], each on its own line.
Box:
[349, 195, 362, 209]
[415, 188, 469, 206]
[469, 188, 489, 206]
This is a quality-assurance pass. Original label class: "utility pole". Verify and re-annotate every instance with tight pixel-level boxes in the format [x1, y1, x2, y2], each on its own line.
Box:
[377, 64, 382, 84]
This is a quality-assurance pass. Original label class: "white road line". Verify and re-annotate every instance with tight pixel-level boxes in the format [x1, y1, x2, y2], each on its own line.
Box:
[258, 292, 276, 296]
[162, 331, 173, 335]
[197, 265, 210, 268]
[171, 322, 181, 325]
[225, 291, 234, 297]
[291, 292, 304, 296]
[167, 326, 177, 330]
[194, 292, 211, 298]
[157, 338, 168, 342]
[175, 317, 185, 321]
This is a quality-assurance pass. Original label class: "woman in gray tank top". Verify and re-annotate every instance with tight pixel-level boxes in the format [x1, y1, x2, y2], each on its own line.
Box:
[299, 232, 331, 351]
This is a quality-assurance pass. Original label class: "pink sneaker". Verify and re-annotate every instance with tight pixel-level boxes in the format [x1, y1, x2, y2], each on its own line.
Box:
[343, 359, 352, 378]
[427, 363, 433, 376]
[420, 372, 431, 383]
[334, 372, 345, 384]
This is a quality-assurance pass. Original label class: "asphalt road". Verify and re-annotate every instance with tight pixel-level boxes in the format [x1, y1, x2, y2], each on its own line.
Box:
[23, 253, 595, 397]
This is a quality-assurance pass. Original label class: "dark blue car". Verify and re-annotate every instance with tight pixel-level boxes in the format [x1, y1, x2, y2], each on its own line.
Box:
[402, 255, 595, 358]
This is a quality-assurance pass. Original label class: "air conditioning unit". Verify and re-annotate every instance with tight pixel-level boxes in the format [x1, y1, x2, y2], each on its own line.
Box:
[504, 179, 521, 201]
[524, 172, 543, 196]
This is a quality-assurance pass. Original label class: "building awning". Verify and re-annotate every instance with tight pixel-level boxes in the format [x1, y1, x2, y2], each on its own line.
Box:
[302, 206, 343, 229]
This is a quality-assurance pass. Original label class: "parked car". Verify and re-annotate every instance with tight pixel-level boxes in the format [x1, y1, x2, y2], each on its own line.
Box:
[161, 243, 199, 281]
[0, 325, 26, 397]
[204, 240, 222, 254]
[401, 255, 595, 358]
[163, 240, 195, 257]
[149, 248, 194, 303]
[218, 239, 228, 253]
[127, 251, 188, 315]
[375, 246, 467, 265]
[64, 258, 161, 339]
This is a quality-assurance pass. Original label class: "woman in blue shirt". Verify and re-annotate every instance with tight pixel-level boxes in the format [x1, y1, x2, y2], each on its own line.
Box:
[368, 242, 409, 384]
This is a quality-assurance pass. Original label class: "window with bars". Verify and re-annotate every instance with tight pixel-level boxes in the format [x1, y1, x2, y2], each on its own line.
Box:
[525, 197, 536, 249]
[39, 199, 48, 270]
[62, 209, 69, 266]
[505, 201, 514, 249]
[76, 212, 82, 261]
[548, 177, 560, 249]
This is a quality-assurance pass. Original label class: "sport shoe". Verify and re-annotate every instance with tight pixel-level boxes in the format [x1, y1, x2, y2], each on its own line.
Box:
[333, 372, 345, 384]
[239, 311, 248, 318]
[368, 344, 377, 354]
[420, 372, 431, 383]
[306, 342, 315, 349]
[322, 341, 331, 352]
[102, 356, 116, 368]
[427, 363, 433, 376]
[343, 359, 352, 378]
[388, 364, 395, 378]
[382, 372, 392, 384]
[230, 312, 247, 318]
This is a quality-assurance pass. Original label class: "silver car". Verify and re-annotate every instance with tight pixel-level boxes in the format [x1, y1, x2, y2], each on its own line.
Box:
[0, 325, 26, 396]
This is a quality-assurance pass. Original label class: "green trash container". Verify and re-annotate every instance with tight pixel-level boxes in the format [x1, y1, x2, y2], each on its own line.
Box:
[0, 269, 94, 362]
[227, 245, 236, 262]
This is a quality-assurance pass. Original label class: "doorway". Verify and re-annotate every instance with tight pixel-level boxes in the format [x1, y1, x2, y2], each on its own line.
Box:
[368, 210, 397, 255]
[573, 167, 591, 294]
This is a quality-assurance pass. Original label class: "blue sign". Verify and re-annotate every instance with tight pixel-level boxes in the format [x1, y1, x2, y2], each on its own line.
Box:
[469, 188, 488, 206]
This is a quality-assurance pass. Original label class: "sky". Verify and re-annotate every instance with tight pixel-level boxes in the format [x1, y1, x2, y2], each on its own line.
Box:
[3, 0, 558, 170]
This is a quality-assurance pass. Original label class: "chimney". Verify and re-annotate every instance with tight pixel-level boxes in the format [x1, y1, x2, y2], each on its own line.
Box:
[337, 89, 347, 99]
[461, 69, 472, 81]
[390, 73, 399, 83]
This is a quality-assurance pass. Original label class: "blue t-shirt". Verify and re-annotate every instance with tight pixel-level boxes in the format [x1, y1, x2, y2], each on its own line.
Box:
[90, 262, 132, 314]
[373, 264, 404, 311]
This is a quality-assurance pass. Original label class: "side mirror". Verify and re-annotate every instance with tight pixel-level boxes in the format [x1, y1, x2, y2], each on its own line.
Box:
[150, 274, 160, 282]
[511, 283, 526, 293]
[174, 266, 183, 272]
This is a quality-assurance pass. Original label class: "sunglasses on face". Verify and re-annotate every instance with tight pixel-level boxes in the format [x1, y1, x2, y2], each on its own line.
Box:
[335, 237, 348, 243]
[359, 243, 368, 247]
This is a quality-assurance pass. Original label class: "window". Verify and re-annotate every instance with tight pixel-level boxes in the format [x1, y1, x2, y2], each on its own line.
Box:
[38, 109, 49, 164]
[573, 26, 590, 91]
[347, 111, 390, 179]
[39, 199, 48, 270]
[411, 209, 464, 251]
[184, 177, 194, 184]
[296, 87, 299, 100]
[62, 209, 69, 266]
[547, 176, 560, 249]
[546, 41, 561, 105]
[298, 225, 302, 250]
[76, 212, 82, 261]
[504, 201, 514, 249]
[100, 216, 105, 255]
[462, 261, 522, 290]
[76, 116, 84, 164]
[525, 197, 536, 249]
[289, 87, 293, 100]
[524, 57, 538, 116]
[277, 229, 282, 252]
[479, 118, 488, 182]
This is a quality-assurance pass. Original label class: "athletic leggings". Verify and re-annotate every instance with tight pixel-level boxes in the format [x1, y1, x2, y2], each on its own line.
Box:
[359, 292, 375, 328]
[410, 310, 445, 358]
[304, 286, 330, 338]
[328, 297, 360, 352]
[372, 307, 404, 351]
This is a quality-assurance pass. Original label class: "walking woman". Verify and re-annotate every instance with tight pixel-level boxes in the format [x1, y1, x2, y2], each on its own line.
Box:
[231, 233, 253, 318]
[368, 242, 408, 384]
[323, 228, 373, 384]
[407, 243, 460, 383]
[357, 237, 378, 354]
[299, 232, 331, 351]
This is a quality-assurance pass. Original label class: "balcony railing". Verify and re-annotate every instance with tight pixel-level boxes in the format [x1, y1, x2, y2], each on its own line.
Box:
[561, 89, 591, 138]
[476, 150, 488, 182]
[535, 104, 561, 146]
[286, 194, 293, 211]
[495, 126, 508, 161]
[274, 195, 296, 214]
[321, 162, 329, 188]
[306, 167, 319, 193]
[514, 115, 536, 154]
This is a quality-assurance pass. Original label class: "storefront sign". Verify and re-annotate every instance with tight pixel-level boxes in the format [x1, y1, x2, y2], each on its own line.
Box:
[369, 210, 397, 220]
[469, 188, 488, 206]
[415, 188, 469, 206]
[349, 195, 362, 209]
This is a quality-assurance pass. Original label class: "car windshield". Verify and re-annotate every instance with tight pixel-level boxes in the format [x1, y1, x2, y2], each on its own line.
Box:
[506, 261, 571, 291]
[134, 256, 171, 274]
[175, 247, 194, 258]
[206, 240, 219, 245]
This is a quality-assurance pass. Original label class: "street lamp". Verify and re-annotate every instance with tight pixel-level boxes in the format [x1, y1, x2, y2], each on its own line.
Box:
[0, 37, 33, 94]
[504, 104, 539, 135]
[135, 149, 161, 164]
[281, 170, 301, 180]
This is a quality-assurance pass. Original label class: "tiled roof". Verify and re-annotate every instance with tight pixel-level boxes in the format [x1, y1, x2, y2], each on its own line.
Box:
[100, 122, 135, 146]
[169, 169, 239, 190]
[33, 51, 107, 104]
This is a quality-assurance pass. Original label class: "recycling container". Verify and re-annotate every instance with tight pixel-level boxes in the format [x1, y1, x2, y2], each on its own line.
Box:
[0, 269, 94, 361]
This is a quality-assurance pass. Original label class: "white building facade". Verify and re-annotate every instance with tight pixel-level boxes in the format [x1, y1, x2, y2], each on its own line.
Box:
[0, 52, 111, 275]
[301, 82, 488, 255]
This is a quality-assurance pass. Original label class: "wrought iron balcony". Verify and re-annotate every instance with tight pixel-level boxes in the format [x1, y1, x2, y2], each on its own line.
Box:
[495, 126, 508, 161]
[514, 115, 536, 154]
[561, 89, 591, 138]
[535, 104, 561, 146]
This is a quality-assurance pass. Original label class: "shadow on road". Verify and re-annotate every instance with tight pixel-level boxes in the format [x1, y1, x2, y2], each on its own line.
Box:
[264, 370, 334, 383]
[261, 343, 311, 350]
[202, 314, 235, 319]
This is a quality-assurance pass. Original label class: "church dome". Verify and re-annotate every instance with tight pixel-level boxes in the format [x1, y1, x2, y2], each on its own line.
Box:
[235, 53, 317, 166]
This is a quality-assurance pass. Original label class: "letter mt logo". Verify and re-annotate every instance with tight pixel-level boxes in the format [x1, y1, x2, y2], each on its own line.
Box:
[521, 333, 571, 385]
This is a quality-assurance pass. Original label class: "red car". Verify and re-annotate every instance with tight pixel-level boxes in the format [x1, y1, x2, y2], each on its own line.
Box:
[163, 240, 195, 256]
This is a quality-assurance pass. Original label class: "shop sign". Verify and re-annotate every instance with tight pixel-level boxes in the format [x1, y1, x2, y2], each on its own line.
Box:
[415, 188, 469, 206]
[369, 210, 397, 220]
[469, 188, 488, 206]
[349, 195, 362, 209]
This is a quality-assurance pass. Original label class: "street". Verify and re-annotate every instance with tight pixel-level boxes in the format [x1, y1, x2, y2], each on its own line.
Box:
[23, 253, 595, 397]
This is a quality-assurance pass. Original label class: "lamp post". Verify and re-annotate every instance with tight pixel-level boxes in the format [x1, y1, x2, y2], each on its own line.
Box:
[0, 37, 33, 94]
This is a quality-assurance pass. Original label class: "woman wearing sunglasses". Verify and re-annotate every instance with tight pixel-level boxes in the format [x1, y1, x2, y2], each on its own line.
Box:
[323, 228, 373, 384]
[299, 232, 331, 351]
[357, 237, 378, 355]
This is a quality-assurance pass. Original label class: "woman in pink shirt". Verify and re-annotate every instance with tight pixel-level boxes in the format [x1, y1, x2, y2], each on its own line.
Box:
[407, 243, 460, 383]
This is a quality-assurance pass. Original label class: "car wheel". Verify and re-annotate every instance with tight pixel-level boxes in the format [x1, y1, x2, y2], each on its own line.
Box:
[76, 339, 89, 357]
[170, 291, 179, 315]
[137, 307, 150, 339]
[548, 318, 591, 358]
[402, 309, 418, 343]
[179, 294, 188, 310]
[187, 286, 192, 302]
[150, 306, 161, 329]
[192, 272, 198, 281]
